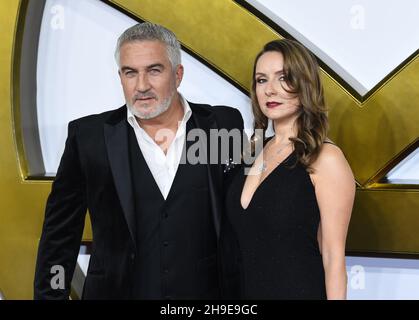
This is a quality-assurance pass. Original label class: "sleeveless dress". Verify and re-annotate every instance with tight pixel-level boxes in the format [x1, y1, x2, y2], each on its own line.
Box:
[225, 141, 327, 299]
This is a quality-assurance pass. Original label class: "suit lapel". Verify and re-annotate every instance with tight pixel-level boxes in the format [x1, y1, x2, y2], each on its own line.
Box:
[102, 103, 223, 244]
[190, 103, 223, 239]
[104, 108, 137, 249]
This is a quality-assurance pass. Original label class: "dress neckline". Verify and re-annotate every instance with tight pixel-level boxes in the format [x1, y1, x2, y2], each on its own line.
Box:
[240, 149, 295, 211]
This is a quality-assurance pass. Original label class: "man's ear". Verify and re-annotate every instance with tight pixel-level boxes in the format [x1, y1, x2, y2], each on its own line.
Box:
[175, 64, 184, 88]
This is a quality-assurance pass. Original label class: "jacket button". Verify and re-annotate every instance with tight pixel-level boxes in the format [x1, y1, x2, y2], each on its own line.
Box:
[163, 241, 169, 247]
[130, 253, 135, 260]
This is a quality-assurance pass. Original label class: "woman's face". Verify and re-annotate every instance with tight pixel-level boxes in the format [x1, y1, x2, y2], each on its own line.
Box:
[255, 51, 301, 122]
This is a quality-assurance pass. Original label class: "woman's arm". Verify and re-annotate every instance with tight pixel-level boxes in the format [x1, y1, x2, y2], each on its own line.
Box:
[311, 143, 355, 300]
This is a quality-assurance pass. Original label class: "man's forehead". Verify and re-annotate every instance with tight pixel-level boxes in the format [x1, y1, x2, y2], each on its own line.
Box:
[120, 40, 166, 53]
[119, 40, 169, 64]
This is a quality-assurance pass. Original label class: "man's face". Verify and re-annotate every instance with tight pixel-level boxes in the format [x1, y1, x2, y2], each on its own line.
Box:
[118, 40, 183, 120]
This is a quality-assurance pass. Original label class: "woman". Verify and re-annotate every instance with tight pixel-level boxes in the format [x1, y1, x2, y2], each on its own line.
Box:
[225, 39, 355, 299]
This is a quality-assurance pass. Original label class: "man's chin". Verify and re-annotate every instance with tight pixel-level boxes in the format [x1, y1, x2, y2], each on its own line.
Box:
[128, 97, 172, 120]
[132, 108, 163, 120]
[132, 101, 154, 110]
[133, 111, 155, 120]
[137, 113, 158, 120]
[128, 104, 154, 118]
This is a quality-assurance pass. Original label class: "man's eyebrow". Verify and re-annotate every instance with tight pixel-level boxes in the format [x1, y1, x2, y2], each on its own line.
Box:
[120, 64, 165, 73]
[120, 66, 137, 72]
[147, 63, 165, 70]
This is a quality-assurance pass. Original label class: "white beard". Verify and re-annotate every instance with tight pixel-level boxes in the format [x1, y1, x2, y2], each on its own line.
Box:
[127, 90, 175, 120]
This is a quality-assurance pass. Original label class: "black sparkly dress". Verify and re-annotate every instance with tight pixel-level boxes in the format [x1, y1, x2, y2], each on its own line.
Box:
[225, 144, 326, 300]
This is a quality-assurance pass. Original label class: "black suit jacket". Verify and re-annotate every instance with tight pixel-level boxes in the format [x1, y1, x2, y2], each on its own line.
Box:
[34, 102, 244, 299]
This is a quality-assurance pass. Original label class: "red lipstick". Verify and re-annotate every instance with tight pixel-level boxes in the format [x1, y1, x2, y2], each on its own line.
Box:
[266, 101, 282, 108]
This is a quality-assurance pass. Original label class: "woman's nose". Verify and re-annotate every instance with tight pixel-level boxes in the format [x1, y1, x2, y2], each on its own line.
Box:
[265, 81, 277, 97]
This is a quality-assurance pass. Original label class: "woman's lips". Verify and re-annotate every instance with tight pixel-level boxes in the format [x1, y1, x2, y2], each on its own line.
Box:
[266, 102, 282, 108]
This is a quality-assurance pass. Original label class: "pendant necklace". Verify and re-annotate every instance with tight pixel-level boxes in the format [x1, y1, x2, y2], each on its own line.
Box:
[259, 141, 292, 173]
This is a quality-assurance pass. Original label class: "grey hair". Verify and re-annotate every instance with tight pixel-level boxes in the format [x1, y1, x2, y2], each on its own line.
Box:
[115, 22, 181, 70]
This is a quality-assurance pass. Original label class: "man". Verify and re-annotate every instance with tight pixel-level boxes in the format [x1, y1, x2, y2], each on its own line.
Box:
[34, 22, 243, 299]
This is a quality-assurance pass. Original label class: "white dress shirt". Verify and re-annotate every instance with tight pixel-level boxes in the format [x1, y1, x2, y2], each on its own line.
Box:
[126, 95, 192, 199]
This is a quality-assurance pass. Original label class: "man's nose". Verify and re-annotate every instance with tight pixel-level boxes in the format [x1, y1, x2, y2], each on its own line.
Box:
[135, 74, 151, 93]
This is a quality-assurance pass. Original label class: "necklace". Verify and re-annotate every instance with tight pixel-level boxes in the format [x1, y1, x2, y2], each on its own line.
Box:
[258, 141, 292, 173]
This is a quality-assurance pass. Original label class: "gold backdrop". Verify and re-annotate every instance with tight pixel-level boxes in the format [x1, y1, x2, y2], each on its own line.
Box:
[0, 0, 418, 299]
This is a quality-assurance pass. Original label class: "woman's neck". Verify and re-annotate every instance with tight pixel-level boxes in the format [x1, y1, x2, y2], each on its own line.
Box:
[272, 117, 298, 144]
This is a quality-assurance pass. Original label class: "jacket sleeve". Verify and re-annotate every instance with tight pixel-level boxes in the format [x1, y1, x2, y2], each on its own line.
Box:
[33, 121, 87, 300]
[214, 106, 245, 299]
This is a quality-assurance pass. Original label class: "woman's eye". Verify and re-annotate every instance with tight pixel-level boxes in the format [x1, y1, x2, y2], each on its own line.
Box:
[256, 78, 266, 84]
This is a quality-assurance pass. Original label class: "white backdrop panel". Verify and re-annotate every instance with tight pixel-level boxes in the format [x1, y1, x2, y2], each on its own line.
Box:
[246, 0, 419, 94]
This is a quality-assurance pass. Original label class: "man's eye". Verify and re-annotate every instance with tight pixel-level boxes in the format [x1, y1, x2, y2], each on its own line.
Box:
[125, 71, 136, 77]
[149, 69, 161, 74]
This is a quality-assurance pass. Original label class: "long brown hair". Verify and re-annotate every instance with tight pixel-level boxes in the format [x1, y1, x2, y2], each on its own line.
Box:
[250, 39, 328, 171]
